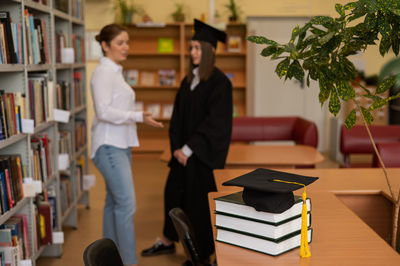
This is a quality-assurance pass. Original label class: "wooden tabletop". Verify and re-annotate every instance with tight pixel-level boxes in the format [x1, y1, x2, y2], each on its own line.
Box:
[210, 168, 400, 265]
[160, 144, 324, 168]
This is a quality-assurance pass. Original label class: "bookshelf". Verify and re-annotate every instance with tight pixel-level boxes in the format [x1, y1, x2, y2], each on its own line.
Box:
[0, 0, 88, 265]
[124, 22, 247, 150]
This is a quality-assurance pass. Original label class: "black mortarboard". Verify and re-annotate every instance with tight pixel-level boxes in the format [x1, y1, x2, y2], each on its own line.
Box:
[192, 19, 227, 48]
[222, 168, 318, 213]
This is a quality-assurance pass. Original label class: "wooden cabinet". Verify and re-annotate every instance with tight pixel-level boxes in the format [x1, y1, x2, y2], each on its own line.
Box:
[124, 22, 247, 151]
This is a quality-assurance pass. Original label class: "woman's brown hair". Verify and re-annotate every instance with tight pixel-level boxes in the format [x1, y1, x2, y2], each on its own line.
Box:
[187, 41, 215, 83]
[95, 24, 128, 55]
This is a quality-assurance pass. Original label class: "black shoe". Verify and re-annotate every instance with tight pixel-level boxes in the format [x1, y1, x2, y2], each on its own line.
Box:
[141, 240, 175, 257]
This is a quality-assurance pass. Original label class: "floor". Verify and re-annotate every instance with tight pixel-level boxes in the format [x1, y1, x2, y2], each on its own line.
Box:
[37, 152, 338, 266]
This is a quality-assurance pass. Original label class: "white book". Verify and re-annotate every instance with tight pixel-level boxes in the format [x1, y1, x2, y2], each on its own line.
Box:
[214, 191, 311, 224]
[215, 212, 311, 239]
[217, 227, 312, 256]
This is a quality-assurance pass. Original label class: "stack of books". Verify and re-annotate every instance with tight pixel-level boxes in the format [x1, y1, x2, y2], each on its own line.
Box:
[214, 191, 313, 256]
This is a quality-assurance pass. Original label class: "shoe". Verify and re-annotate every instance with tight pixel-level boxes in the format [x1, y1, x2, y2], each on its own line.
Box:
[141, 239, 175, 257]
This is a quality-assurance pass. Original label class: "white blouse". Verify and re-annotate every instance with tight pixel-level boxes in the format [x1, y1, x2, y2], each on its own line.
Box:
[90, 57, 143, 158]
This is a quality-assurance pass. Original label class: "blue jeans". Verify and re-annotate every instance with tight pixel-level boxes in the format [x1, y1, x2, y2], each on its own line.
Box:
[93, 145, 137, 265]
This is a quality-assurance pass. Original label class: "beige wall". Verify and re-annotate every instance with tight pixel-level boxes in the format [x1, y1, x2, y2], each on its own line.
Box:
[85, 0, 396, 151]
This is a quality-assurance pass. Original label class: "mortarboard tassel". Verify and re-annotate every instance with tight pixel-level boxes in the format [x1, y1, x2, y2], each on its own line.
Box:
[273, 179, 311, 257]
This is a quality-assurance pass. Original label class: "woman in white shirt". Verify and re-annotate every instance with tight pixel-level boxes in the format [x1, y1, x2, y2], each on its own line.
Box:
[91, 24, 163, 266]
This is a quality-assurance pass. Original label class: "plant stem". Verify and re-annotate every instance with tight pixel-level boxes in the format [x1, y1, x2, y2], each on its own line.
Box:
[352, 99, 398, 248]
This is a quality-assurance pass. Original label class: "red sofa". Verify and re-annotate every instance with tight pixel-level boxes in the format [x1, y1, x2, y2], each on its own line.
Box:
[372, 142, 400, 168]
[340, 125, 400, 167]
[231, 116, 318, 147]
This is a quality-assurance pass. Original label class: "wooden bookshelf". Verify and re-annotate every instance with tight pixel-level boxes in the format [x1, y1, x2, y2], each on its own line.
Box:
[0, 0, 88, 264]
[124, 22, 247, 149]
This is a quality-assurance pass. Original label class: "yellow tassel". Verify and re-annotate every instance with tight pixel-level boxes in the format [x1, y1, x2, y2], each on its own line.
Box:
[273, 179, 311, 258]
[299, 188, 311, 257]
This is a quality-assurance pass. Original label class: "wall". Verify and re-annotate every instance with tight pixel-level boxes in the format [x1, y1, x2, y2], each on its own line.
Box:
[85, 0, 396, 152]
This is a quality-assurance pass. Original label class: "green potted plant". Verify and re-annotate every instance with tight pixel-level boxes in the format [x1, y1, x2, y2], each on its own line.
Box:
[115, 0, 143, 25]
[171, 3, 185, 22]
[247, 0, 400, 249]
[225, 0, 241, 22]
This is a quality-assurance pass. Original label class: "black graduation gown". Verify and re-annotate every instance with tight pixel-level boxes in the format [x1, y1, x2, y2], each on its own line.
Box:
[163, 67, 233, 259]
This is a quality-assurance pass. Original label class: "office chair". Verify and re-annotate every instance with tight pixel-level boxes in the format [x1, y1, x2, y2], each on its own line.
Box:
[373, 142, 400, 168]
[169, 208, 212, 266]
[83, 238, 124, 266]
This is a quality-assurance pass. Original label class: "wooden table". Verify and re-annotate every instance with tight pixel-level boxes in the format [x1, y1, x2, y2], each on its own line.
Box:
[210, 168, 400, 266]
[161, 144, 324, 168]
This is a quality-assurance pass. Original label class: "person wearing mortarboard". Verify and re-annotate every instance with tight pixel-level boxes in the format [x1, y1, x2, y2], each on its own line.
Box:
[141, 19, 233, 263]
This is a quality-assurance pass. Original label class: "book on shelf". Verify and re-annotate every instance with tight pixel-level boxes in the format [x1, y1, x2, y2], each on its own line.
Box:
[227, 36, 242, 53]
[161, 103, 173, 119]
[124, 69, 139, 86]
[146, 103, 161, 118]
[135, 101, 144, 112]
[214, 191, 311, 225]
[216, 227, 313, 256]
[38, 201, 53, 245]
[157, 38, 174, 53]
[140, 71, 155, 86]
[158, 69, 175, 86]
[0, 11, 17, 64]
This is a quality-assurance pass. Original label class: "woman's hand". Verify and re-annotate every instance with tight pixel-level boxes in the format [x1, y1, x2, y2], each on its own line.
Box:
[173, 149, 188, 166]
[143, 111, 164, 128]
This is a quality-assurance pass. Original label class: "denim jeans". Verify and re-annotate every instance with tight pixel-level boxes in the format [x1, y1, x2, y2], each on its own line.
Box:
[93, 145, 137, 265]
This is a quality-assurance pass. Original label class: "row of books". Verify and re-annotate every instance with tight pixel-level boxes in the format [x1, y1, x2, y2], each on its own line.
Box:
[124, 69, 176, 87]
[0, 91, 24, 140]
[56, 80, 71, 111]
[55, 31, 67, 64]
[24, 9, 50, 65]
[73, 71, 84, 108]
[28, 73, 51, 126]
[60, 175, 73, 215]
[0, 11, 21, 64]
[214, 191, 313, 256]
[75, 156, 85, 200]
[71, 0, 84, 20]
[0, 155, 24, 215]
[72, 33, 85, 63]
[30, 133, 53, 184]
[74, 119, 86, 152]
[59, 131, 72, 158]
[136, 102, 174, 120]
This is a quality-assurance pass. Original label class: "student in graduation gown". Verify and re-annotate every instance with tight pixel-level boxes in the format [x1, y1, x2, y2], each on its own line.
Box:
[141, 19, 233, 263]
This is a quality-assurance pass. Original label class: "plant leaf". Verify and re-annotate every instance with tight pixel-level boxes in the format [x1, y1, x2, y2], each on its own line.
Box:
[376, 76, 397, 93]
[319, 32, 335, 45]
[335, 4, 345, 16]
[247, 36, 278, 45]
[337, 80, 355, 100]
[318, 78, 331, 105]
[329, 89, 341, 116]
[364, 13, 377, 31]
[361, 106, 374, 124]
[369, 98, 388, 110]
[344, 109, 357, 129]
[291, 26, 300, 42]
[261, 46, 278, 57]
[379, 36, 391, 56]
[275, 58, 290, 78]
[288, 60, 304, 82]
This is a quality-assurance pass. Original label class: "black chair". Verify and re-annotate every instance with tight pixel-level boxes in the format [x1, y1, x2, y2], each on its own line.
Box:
[169, 208, 212, 266]
[83, 238, 124, 266]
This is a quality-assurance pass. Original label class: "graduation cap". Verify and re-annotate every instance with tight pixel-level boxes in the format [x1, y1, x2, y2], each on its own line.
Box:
[192, 19, 227, 48]
[222, 168, 318, 257]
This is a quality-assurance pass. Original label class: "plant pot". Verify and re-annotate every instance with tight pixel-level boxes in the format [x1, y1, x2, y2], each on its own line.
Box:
[229, 16, 238, 22]
[173, 14, 185, 22]
[123, 11, 134, 25]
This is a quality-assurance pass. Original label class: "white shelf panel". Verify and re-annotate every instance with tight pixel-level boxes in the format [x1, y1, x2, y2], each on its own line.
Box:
[24, 0, 51, 13]
[0, 64, 24, 72]
[0, 134, 26, 149]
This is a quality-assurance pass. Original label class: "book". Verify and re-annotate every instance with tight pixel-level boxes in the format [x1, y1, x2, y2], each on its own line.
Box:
[157, 38, 174, 53]
[214, 191, 311, 224]
[227, 36, 242, 53]
[158, 69, 175, 86]
[215, 212, 311, 239]
[140, 71, 155, 86]
[161, 103, 173, 119]
[216, 227, 313, 256]
[124, 69, 139, 86]
[146, 103, 161, 118]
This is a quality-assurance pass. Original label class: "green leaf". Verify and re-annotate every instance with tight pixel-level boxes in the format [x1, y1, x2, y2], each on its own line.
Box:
[391, 9, 400, 16]
[329, 89, 341, 116]
[336, 80, 355, 100]
[369, 98, 388, 110]
[310, 16, 334, 26]
[361, 106, 374, 124]
[291, 26, 300, 42]
[318, 78, 331, 105]
[365, 0, 379, 12]
[335, 4, 345, 16]
[288, 60, 304, 82]
[247, 36, 278, 45]
[275, 58, 290, 78]
[344, 2, 357, 10]
[261, 46, 278, 57]
[364, 13, 377, 31]
[376, 76, 397, 93]
[379, 36, 391, 56]
[344, 109, 357, 129]
[319, 32, 335, 45]
[378, 17, 391, 38]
